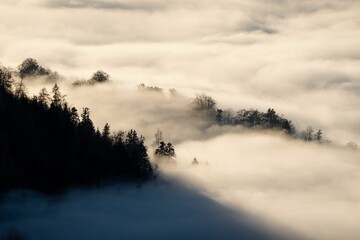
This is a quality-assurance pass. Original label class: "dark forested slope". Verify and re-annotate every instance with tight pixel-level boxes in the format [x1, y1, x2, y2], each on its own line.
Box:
[0, 67, 153, 193]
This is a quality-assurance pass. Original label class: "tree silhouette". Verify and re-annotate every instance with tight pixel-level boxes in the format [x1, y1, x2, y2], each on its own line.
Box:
[193, 93, 217, 120]
[102, 123, 111, 141]
[216, 109, 223, 124]
[17, 58, 56, 80]
[314, 129, 323, 143]
[38, 88, 51, 108]
[125, 130, 153, 177]
[155, 141, 176, 165]
[302, 126, 314, 141]
[80, 107, 95, 134]
[0, 81, 154, 193]
[14, 80, 27, 99]
[264, 108, 278, 127]
[192, 157, 199, 166]
[18, 58, 42, 79]
[51, 84, 64, 108]
[90, 70, 110, 83]
[0, 66, 13, 91]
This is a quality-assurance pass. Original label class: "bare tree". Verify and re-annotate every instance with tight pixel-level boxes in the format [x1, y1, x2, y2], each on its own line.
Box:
[302, 126, 314, 141]
[192, 93, 217, 120]
[152, 129, 163, 148]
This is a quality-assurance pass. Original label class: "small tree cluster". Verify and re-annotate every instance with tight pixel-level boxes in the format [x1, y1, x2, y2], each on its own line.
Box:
[73, 70, 110, 87]
[18, 58, 59, 81]
[214, 107, 296, 135]
[155, 142, 176, 158]
[152, 129, 176, 165]
[90, 70, 110, 83]
[138, 83, 163, 94]
[302, 126, 324, 143]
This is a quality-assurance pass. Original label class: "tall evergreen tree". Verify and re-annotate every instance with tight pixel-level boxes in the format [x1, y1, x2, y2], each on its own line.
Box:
[102, 123, 111, 140]
[51, 84, 63, 108]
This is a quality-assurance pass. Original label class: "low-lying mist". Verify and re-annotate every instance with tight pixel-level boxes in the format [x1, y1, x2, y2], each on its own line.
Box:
[1, 0, 360, 239]
[21, 78, 360, 240]
[170, 133, 360, 240]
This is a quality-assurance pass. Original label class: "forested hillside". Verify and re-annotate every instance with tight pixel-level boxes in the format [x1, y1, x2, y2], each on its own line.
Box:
[0, 66, 153, 193]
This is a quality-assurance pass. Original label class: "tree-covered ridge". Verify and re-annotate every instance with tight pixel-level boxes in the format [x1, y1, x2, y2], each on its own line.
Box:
[0, 67, 153, 193]
[192, 93, 296, 135]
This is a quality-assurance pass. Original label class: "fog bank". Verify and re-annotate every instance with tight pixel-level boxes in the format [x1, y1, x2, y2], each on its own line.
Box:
[170, 133, 360, 240]
[1, 1, 360, 239]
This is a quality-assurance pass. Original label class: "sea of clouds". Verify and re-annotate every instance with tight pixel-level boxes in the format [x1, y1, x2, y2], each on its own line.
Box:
[1, 1, 360, 239]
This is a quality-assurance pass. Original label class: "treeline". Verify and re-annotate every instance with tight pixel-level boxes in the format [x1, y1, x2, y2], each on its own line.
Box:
[191, 93, 296, 135]
[191, 93, 360, 148]
[2, 57, 110, 87]
[0, 66, 153, 193]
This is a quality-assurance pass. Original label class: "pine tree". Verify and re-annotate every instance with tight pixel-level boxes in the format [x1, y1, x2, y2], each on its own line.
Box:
[51, 84, 63, 108]
[102, 123, 111, 140]
[80, 107, 95, 134]
[38, 88, 51, 107]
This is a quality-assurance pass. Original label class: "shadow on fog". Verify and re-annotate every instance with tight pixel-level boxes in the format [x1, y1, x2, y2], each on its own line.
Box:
[0, 178, 307, 240]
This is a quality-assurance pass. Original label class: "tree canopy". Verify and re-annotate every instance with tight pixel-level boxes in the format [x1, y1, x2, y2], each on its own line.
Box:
[90, 70, 110, 83]
[18, 58, 58, 81]
[0, 75, 153, 193]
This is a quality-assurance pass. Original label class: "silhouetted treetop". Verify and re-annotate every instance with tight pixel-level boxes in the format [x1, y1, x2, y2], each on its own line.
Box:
[102, 123, 111, 140]
[154, 141, 176, 167]
[0, 66, 13, 91]
[72, 70, 110, 86]
[155, 142, 176, 158]
[90, 70, 110, 83]
[18, 58, 58, 81]
[0, 80, 153, 193]
[192, 93, 217, 120]
[37, 88, 51, 108]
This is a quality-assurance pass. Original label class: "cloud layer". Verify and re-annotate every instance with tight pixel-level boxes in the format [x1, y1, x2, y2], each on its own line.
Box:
[173, 133, 360, 240]
[1, 0, 359, 143]
[1, 1, 360, 239]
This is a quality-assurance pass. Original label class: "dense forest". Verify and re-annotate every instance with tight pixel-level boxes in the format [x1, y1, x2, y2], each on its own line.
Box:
[0, 64, 153, 193]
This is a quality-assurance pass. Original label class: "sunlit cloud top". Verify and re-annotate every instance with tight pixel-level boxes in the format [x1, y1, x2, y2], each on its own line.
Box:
[1, 0, 360, 144]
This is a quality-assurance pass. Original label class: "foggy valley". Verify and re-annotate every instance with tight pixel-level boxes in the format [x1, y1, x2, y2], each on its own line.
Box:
[1, 0, 360, 240]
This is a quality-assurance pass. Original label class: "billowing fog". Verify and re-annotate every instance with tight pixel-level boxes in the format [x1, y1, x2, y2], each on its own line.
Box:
[1, 0, 360, 239]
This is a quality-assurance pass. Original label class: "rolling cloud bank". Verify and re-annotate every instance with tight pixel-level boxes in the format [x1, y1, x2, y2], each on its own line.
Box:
[1, 0, 360, 240]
